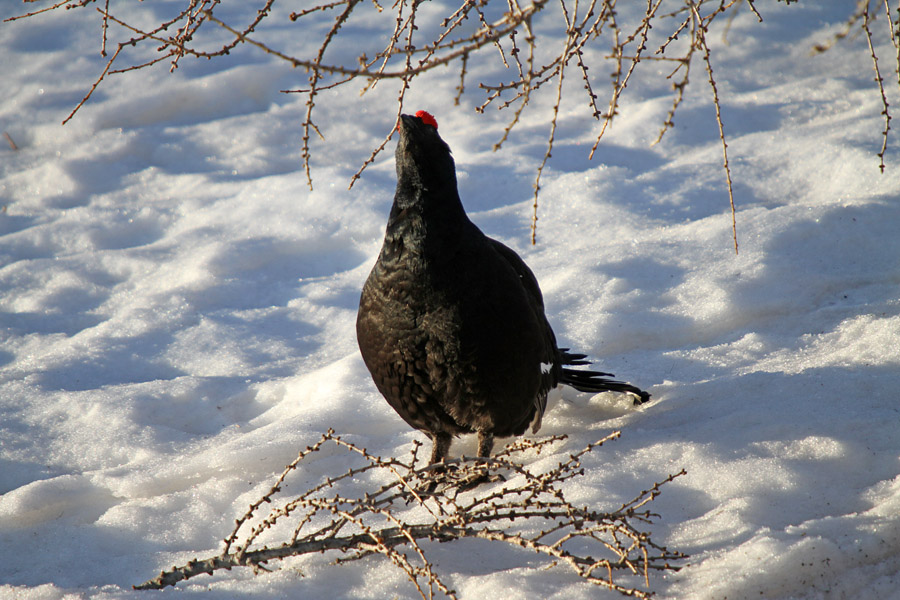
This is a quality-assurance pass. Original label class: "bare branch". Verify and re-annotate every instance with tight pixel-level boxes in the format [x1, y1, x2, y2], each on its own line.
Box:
[12, 0, 893, 250]
[862, 0, 891, 172]
[691, 1, 739, 254]
[134, 430, 685, 597]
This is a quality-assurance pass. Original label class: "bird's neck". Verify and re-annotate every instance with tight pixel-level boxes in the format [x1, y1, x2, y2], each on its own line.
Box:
[381, 185, 469, 266]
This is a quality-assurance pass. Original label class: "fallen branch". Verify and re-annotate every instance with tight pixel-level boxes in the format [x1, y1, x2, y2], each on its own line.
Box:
[134, 430, 685, 598]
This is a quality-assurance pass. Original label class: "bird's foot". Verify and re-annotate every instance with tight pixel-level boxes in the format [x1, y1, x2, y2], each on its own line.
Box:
[408, 458, 505, 497]
[408, 461, 450, 497]
[457, 468, 506, 491]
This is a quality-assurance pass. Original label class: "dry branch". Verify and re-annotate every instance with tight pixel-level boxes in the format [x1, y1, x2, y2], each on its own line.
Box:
[862, 1, 892, 172]
[134, 430, 685, 598]
[8, 1, 898, 249]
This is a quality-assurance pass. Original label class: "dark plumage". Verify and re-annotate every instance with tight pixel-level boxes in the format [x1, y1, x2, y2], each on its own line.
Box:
[356, 111, 649, 464]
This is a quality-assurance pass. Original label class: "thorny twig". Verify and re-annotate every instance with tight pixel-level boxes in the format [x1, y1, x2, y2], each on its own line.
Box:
[862, 1, 891, 172]
[8, 1, 899, 249]
[690, 1, 738, 253]
[813, 0, 899, 175]
[134, 429, 685, 598]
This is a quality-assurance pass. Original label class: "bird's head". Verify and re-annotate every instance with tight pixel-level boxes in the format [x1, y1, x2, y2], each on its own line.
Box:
[395, 111, 457, 193]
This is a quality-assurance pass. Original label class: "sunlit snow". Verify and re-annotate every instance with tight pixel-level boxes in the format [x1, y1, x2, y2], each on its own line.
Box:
[1, 3, 899, 599]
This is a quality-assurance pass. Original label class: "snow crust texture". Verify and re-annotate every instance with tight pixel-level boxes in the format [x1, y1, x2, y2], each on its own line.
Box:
[1, 3, 899, 599]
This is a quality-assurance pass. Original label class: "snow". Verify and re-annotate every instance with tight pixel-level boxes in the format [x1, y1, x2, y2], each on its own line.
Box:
[2, 2, 899, 599]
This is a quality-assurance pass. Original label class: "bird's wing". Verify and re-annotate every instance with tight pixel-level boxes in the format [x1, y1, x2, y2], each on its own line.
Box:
[486, 239, 545, 310]
[486, 238, 558, 431]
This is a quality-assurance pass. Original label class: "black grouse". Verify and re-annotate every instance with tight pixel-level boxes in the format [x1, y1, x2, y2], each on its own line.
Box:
[356, 110, 649, 464]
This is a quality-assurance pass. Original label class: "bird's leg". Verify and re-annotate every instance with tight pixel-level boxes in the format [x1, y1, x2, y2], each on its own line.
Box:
[454, 432, 502, 491]
[476, 432, 494, 458]
[411, 432, 452, 496]
[429, 431, 452, 464]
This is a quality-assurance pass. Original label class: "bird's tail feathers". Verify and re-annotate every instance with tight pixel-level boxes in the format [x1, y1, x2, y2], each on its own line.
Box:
[558, 349, 592, 367]
[558, 349, 651, 405]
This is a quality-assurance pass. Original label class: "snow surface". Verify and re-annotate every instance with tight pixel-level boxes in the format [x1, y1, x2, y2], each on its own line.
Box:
[2, 2, 900, 599]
